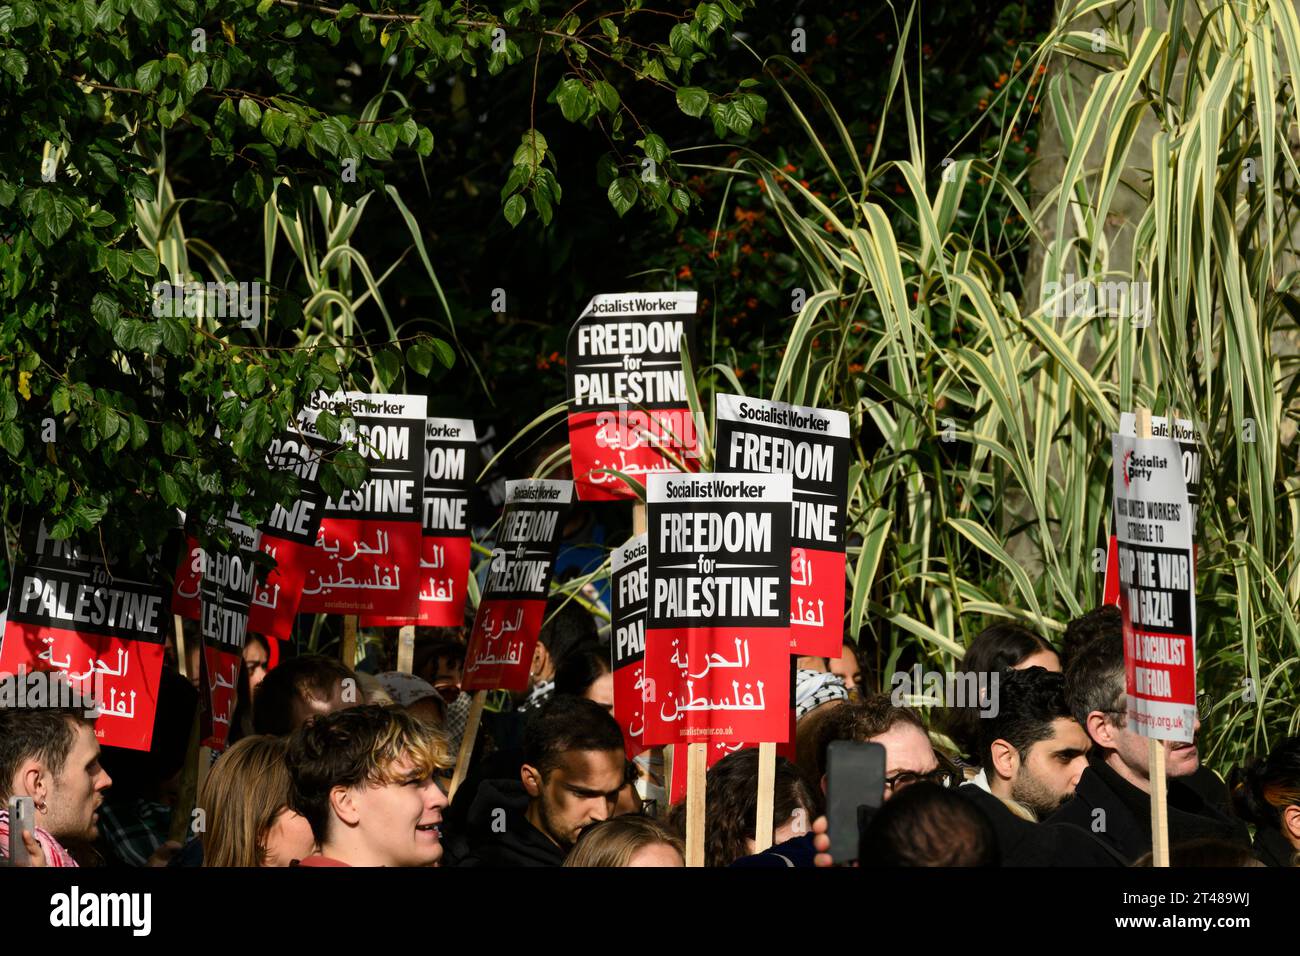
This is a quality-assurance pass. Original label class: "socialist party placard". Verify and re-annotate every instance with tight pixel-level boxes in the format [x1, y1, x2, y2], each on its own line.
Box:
[566, 292, 699, 500]
[462, 479, 573, 692]
[0, 519, 168, 752]
[1104, 413, 1200, 605]
[610, 534, 648, 758]
[361, 418, 475, 628]
[247, 416, 331, 640]
[1111, 433, 1197, 742]
[715, 394, 850, 656]
[642, 473, 793, 746]
[298, 392, 427, 616]
[197, 515, 261, 750]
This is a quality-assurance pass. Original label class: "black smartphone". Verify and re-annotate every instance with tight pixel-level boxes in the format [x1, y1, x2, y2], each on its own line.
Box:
[826, 740, 886, 864]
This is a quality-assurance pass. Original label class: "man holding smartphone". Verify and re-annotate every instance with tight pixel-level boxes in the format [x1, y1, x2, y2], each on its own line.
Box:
[0, 702, 112, 867]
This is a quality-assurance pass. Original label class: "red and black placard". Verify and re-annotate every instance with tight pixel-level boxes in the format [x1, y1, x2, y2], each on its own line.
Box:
[715, 394, 851, 657]
[642, 473, 793, 746]
[297, 392, 427, 617]
[566, 292, 700, 501]
[462, 479, 573, 692]
[361, 417, 475, 628]
[197, 515, 261, 750]
[0, 519, 168, 752]
[610, 533, 648, 758]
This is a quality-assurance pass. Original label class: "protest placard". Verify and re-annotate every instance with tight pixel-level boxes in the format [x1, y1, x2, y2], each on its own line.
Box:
[0, 519, 168, 751]
[298, 392, 427, 617]
[246, 415, 331, 640]
[610, 533, 649, 758]
[461, 478, 573, 692]
[642, 472, 793, 746]
[566, 292, 699, 500]
[715, 394, 850, 656]
[197, 515, 261, 750]
[1110, 428, 1198, 743]
[361, 417, 475, 628]
[1104, 413, 1200, 605]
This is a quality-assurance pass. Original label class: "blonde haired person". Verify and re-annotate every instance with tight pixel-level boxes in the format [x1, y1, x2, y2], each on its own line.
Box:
[562, 815, 684, 867]
[199, 736, 316, 866]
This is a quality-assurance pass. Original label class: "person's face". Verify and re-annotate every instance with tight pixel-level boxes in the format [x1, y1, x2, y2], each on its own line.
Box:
[292, 678, 358, 731]
[1015, 648, 1061, 673]
[262, 807, 316, 866]
[1112, 711, 1200, 780]
[613, 781, 642, 816]
[433, 655, 463, 690]
[243, 641, 270, 693]
[584, 670, 615, 711]
[45, 721, 112, 843]
[829, 644, 862, 691]
[627, 842, 684, 867]
[1011, 718, 1090, 817]
[525, 749, 625, 848]
[870, 723, 938, 801]
[348, 756, 448, 867]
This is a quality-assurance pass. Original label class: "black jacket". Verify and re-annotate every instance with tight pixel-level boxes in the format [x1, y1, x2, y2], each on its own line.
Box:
[445, 778, 566, 868]
[956, 784, 1125, 867]
[1046, 752, 1251, 864]
[1254, 826, 1298, 867]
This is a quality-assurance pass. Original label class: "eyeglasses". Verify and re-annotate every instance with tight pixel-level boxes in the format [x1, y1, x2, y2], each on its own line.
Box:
[883, 768, 956, 793]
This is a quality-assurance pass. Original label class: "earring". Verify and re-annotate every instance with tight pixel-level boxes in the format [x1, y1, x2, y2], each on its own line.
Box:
[35, 800, 47, 813]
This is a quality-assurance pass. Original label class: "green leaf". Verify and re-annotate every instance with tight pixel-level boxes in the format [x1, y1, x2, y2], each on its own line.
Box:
[0, 420, 21, 457]
[333, 447, 367, 488]
[315, 409, 341, 441]
[711, 98, 752, 135]
[91, 292, 119, 326]
[556, 78, 592, 123]
[608, 178, 637, 217]
[130, 0, 160, 23]
[372, 347, 401, 390]
[183, 61, 207, 100]
[638, 132, 669, 163]
[135, 60, 161, 93]
[407, 342, 434, 377]
[210, 58, 230, 92]
[104, 248, 131, 281]
[239, 97, 262, 126]
[430, 338, 455, 368]
[159, 316, 189, 354]
[694, 2, 724, 34]
[27, 190, 75, 246]
[131, 249, 159, 276]
[261, 108, 289, 146]
[503, 193, 526, 227]
[157, 473, 183, 507]
[308, 117, 346, 156]
[593, 80, 620, 112]
[675, 86, 709, 118]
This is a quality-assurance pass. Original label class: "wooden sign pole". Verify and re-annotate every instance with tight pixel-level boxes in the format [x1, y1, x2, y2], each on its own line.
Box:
[447, 689, 487, 802]
[754, 741, 777, 851]
[685, 741, 707, 866]
[1135, 407, 1170, 868]
[396, 624, 416, 674]
[341, 614, 358, 668]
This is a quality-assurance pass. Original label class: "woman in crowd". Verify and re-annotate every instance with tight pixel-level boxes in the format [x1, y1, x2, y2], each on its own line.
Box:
[1230, 735, 1300, 866]
[199, 735, 317, 867]
[563, 816, 685, 867]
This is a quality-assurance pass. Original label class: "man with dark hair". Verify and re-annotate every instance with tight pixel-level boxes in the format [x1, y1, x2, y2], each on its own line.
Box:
[286, 704, 450, 867]
[812, 694, 950, 799]
[0, 702, 112, 866]
[253, 653, 358, 736]
[1048, 628, 1250, 862]
[859, 782, 999, 866]
[957, 667, 1123, 866]
[521, 597, 599, 712]
[447, 695, 625, 866]
[1059, 604, 1122, 670]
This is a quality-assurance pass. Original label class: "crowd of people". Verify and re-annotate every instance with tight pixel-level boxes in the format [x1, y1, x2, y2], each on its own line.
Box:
[1, 600, 1297, 868]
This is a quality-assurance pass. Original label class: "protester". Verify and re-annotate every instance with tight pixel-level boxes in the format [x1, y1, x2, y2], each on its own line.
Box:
[1048, 628, 1251, 861]
[940, 622, 1061, 765]
[243, 633, 272, 695]
[956, 667, 1123, 866]
[1059, 604, 1120, 670]
[1132, 838, 1265, 868]
[286, 705, 450, 867]
[522, 596, 600, 712]
[0, 700, 111, 867]
[252, 654, 358, 736]
[663, 748, 820, 868]
[812, 694, 952, 799]
[553, 641, 614, 710]
[199, 735, 317, 867]
[377, 671, 447, 728]
[563, 815, 685, 867]
[828, 641, 865, 694]
[95, 667, 198, 867]
[446, 695, 625, 866]
[794, 669, 849, 783]
[1229, 735, 1300, 866]
[859, 782, 999, 867]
